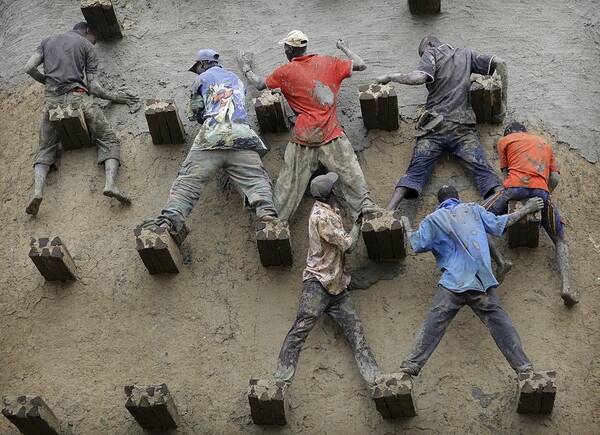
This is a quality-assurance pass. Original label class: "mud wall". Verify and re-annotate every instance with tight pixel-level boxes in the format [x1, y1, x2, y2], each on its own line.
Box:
[1, 1, 600, 434]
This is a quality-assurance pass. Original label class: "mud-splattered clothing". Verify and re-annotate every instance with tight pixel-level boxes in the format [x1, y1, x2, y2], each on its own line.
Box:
[497, 132, 558, 191]
[36, 30, 98, 95]
[190, 66, 265, 152]
[274, 135, 376, 222]
[483, 187, 564, 240]
[396, 120, 501, 198]
[35, 91, 120, 167]
[303, 201, 352, 295]
[154, 149, 277, 236]
[410, 198, 508, 293]
[401, 285, 532, 375]
[417, 44, 495, 125]
[274, 278, 382, 385]
[265, 54, 352, 146]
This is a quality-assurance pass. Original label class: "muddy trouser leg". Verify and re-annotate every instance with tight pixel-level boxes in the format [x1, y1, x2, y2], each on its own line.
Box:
[400, 286, 462, 375]
[395, 133, 445, 199]
[466, 288, 533, 372]
[326, 291, 382, 385]
[274, 279, 330, 382]
[223, 150, 277, 219]
[319, 135, 376, 222]
[273, 142, 319, 221]
[79, 94, 121, 165]
[34, 95, 62, 168]
[156, 149, 224, 234]
[451, 125, 501, 199]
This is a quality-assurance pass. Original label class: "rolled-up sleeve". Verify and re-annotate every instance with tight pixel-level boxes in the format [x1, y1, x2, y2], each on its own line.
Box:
[410, 218, 434, 253]
[470, 49, 495, 76]
[416, 49, 436, 83]
[477, 205, 508, 236]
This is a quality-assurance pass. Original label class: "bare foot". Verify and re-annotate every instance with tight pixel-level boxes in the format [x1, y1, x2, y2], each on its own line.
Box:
[495, 260, 513, 283]
[103, 189, 131, 205]
[560, 290, 579, 306]
[26, 197, 42, 215]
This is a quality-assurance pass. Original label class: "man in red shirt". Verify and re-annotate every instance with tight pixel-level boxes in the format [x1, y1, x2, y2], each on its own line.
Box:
[483, 122, 578, 306]
[238, 30, 379, 222]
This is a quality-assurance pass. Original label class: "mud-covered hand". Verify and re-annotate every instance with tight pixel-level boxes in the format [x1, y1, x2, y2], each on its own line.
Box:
[336, 39, 349, 51]
[237, 50, 255, 73]
[116, 90, 141, 113]
[525, 197, 544, 213]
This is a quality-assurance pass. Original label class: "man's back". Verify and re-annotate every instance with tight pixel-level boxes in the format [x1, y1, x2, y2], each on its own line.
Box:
[497, 132, 557, 191]
[410, 199, 507, 292]
[266, 54, 352, 146]
[38, 30, 98, 95]
[196, 66, 248, 125]
[418, 45, 494, 125]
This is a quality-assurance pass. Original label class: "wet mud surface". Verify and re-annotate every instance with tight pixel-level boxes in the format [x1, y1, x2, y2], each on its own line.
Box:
[1, 1, 600, 434]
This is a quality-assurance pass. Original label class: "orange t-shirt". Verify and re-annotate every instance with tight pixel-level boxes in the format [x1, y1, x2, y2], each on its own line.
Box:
[497, 132, 558, 191]
[265, 54, 352, 146]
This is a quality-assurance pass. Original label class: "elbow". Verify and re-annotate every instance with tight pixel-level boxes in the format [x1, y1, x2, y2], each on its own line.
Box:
[354, 62, 367, 72]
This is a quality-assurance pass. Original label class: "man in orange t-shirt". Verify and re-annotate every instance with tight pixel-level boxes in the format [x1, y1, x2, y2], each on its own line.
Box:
[483, 122, 578, 306]
[238, 30, 379, 222]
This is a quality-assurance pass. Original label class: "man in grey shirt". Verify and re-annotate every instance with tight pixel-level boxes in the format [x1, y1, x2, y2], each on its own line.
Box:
[24, 22, 138, 216]
[377, 35, 508, 209]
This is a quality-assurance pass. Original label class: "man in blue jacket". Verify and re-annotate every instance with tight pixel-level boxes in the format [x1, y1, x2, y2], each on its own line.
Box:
[400, 185, 543, 376]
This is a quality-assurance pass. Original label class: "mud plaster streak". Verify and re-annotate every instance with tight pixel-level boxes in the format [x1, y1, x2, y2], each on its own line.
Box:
[312, 80, 334, 107]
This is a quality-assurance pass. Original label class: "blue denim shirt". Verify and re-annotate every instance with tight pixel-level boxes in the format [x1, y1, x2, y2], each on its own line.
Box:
[410, 198, 508, 292]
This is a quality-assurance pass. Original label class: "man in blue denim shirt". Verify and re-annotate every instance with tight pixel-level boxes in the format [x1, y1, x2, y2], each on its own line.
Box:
[399, 185, 544, 376]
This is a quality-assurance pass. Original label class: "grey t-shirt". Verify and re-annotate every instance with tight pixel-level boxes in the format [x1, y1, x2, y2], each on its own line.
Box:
[416, 44, 495, 125]
[37, 30, 98, 95]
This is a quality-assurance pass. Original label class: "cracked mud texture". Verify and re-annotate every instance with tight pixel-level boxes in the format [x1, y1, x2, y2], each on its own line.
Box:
[1, 0, 599, 434]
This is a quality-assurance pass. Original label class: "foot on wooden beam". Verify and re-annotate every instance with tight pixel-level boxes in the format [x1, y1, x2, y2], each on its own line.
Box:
[48, 104, 91, 151]
[144, 100, 186, 145]
[124, 384, 180, 431]
[470, 74, 503, 123]
[248, 378, 288, 426]
[371, 373, 417, 419]
[516, 370, 557, 414]
[256, 219, 292, 267]
[2, 395, 63, 435]
[361, 211, 407, 260]
[358, 84, 399, 131]
[134, 225, 183, 274]
[253, 90, 290, 133]
[29, 237, 78, 282]
[80, 0, 122, 40]
[507, 200, 541, 248]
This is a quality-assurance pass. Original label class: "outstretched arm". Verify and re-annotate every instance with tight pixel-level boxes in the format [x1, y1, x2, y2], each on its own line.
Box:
[375, 70, 429, 86]
[87, 73, 138, 105]
[237, 51, 267, 90]
[491, 56, 508, 118]
[505, 197, 544, 227]
[336, 39, 366, 71]
[24, 52, 46, 85]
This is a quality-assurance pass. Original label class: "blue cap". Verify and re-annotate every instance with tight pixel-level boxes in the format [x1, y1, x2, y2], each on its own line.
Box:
[189, 49, 220, 72]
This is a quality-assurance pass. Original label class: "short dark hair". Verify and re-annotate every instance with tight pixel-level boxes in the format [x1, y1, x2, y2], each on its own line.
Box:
[418, 35, 442, 56]
[73, 21, 95, 34]
[437, 185, 459, 203]
[284, 44, 307, 58]
[503, 122, 527, 136]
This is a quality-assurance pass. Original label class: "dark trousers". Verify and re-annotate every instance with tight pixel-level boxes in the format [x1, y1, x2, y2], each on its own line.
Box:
[401, 286, 532, 375]
[397, 121, 500, 199]
[275, 279, 381, 385]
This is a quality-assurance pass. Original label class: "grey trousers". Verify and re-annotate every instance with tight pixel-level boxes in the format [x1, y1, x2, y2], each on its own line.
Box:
[156, 149, 277, 234]
[274, 135, 376, 222]
[401, 286, 533, 375]
[274, 278, 382, 385]
[35, 91, 120, 167]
